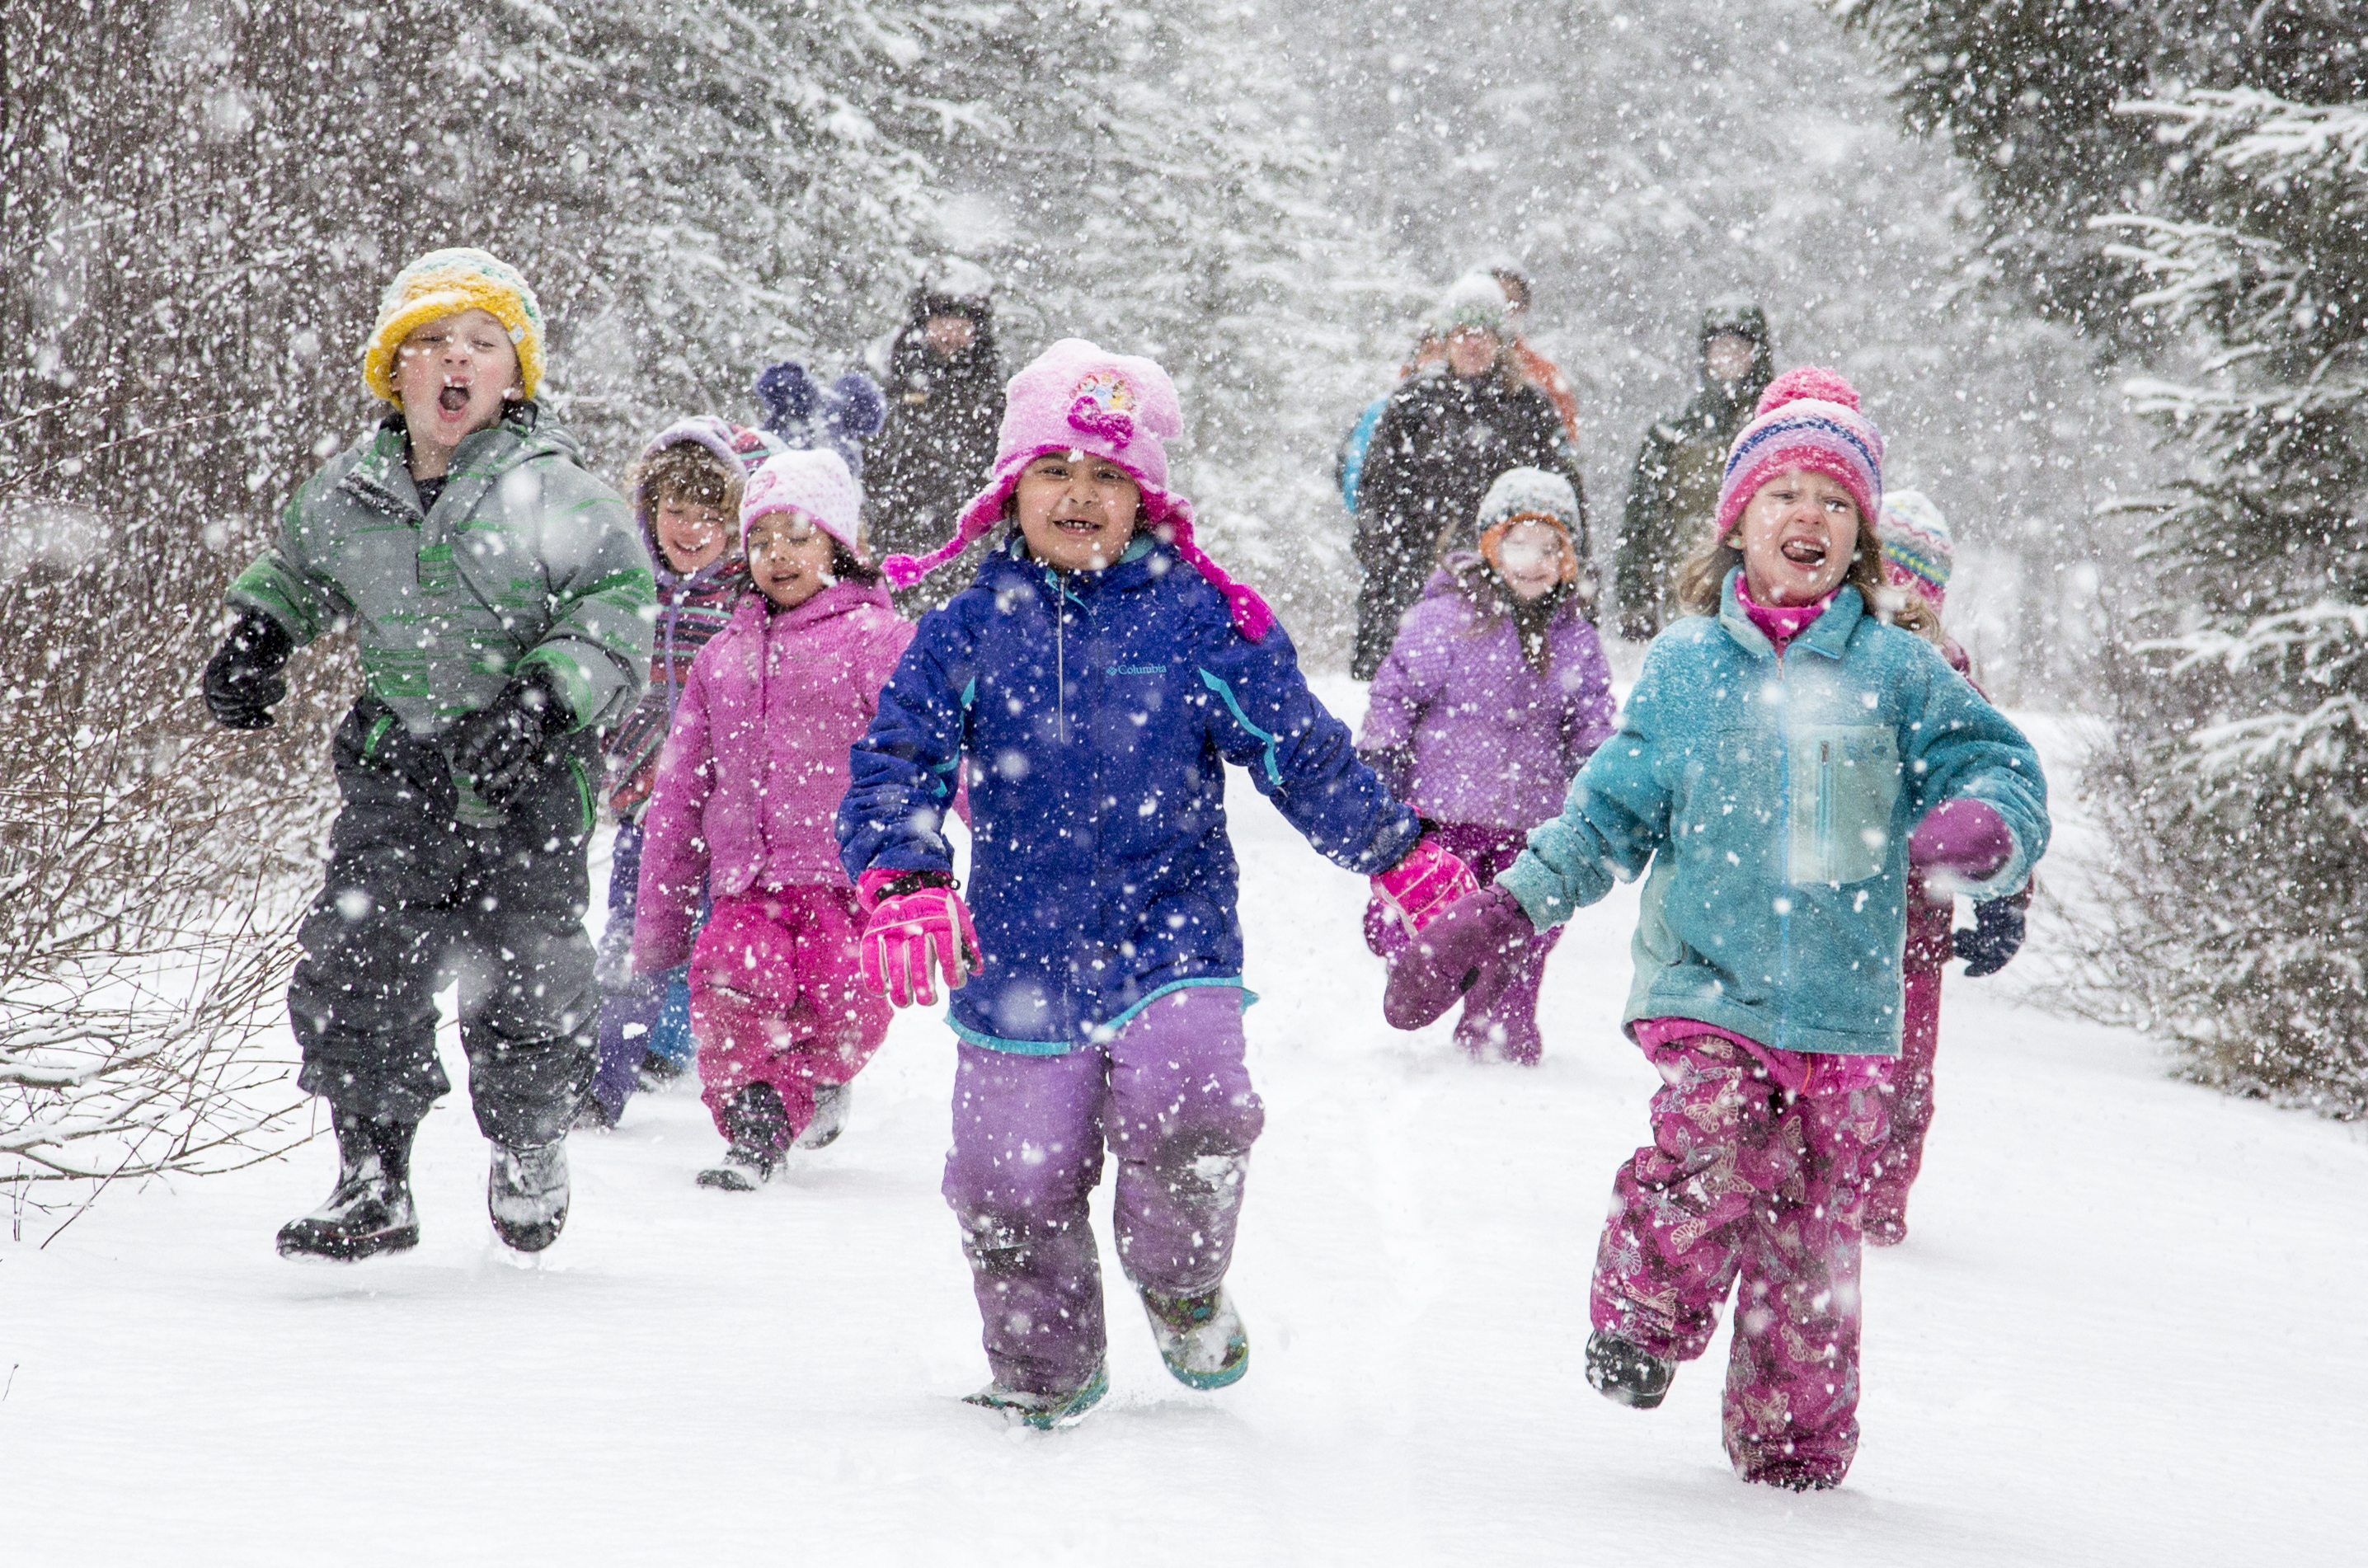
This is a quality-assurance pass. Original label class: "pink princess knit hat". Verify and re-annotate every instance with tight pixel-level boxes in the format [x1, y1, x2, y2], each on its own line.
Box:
[740, 448, 864, 556]
[1713, 366, 1884, 544]
[880, 338, 1276, 641]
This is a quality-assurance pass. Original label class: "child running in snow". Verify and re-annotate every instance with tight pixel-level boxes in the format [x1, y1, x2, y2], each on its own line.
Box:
[583, 419, 783, 1129]
[634, 449, 910, 1190]
[1357, 466, 1615, 1062]
[1388, 369, 2049, 1491]
[837, 340, 1476, 1427]
[204, 248, 653, 1259]
[1862, 491, 2030, 1245]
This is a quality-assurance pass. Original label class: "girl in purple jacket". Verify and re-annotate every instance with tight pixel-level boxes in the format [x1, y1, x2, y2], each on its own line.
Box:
[635, 449, 914, 1189]
[1356, 467, 1616, 1062]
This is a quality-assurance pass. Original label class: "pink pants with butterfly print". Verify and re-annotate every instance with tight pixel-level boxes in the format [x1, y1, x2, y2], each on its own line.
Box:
[1590, 1030, 1889, 1489]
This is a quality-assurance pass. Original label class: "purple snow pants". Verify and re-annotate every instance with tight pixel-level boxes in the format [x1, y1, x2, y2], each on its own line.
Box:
[942, 985, 1267, 1396]
[1592, 1034, 1889, 1489]
[1363, 823, 1564, 1063]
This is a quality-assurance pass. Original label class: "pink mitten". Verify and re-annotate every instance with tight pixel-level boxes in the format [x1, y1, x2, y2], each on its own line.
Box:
[1383, 885, 1535, 1030]
[857, 876, 982, 1007]
[1370, 837, 1478, 937]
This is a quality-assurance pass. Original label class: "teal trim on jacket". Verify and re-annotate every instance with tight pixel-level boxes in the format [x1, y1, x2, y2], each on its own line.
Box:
[944, 977, 1257, 1055]
[1496, 571, 2049, 1057]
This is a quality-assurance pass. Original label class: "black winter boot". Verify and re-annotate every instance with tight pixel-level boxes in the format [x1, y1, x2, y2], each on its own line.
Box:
[696, 1082, 791, 1191]
[1586, 1330, 1675, 1409]
[487, 1138, 570, 1252]
[276, 1111, 421, 1261]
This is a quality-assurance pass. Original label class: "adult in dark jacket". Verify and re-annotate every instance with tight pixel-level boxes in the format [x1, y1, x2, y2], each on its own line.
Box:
[1351, 278, 1581, 679]
[862, 272, 1003, 613]
[1614, 297, 1775, 641]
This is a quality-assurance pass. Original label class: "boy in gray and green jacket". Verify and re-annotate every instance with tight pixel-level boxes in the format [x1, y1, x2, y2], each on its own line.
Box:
[204, 247, 654, 1261]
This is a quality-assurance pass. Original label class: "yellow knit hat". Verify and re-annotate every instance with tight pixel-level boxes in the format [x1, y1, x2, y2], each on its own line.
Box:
[360, 247, 546, 406]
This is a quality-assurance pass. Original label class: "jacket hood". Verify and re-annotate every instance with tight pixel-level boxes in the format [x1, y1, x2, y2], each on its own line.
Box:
[632, 416, 784, 576]
[1695, 298, 1776, 406]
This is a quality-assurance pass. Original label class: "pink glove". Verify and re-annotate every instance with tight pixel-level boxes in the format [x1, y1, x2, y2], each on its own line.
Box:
[1907, 799, 2012, 890]
[1370, 836, 1478, 937]
[857, 874, 982, 1008]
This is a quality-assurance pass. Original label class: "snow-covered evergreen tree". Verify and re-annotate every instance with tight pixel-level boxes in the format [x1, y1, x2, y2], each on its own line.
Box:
[895, 0, 1414, 654]
[1834, 1, 2368, 344]
[2084, 91, 2368, 1111]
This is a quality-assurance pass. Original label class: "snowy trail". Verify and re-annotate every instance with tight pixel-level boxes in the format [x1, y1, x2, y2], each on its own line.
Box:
[5, 685, 2363, 1566]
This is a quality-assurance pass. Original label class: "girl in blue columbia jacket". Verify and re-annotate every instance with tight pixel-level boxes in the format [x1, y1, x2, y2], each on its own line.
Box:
[1392, 368, 2048, 1491]
[838, 340, 1473, 1427]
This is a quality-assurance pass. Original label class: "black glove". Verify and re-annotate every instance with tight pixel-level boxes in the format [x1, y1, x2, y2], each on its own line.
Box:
[1952, 898, 2026, 978]
[202, 611, 295, 729]
[447, 669, 571, 809]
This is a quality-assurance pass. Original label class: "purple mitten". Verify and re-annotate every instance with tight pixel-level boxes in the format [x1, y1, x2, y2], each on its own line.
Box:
[1383, 884, 1535, 1031]
[1908, 798, 2011, 892]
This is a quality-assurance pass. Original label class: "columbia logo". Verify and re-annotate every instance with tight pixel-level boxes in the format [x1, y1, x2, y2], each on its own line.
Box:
[1108, 664, 1164, 675]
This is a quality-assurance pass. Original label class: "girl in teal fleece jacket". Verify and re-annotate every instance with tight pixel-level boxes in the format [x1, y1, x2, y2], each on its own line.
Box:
[1388, 368, 2048, 1491]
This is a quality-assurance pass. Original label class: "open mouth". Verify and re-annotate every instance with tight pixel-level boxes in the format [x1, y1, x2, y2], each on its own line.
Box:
[1052, 516, 1104, 534]
[1779, 537, 1829, 568]
[437, 383, 472, 414]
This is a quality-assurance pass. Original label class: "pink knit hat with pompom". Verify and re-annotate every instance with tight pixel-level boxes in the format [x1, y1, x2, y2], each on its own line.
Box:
[879, 338, 1276, 641]
[1713, 367, 1884, 542]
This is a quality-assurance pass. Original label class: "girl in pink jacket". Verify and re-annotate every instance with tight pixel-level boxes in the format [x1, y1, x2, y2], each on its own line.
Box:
[635, 449, 914, 1189]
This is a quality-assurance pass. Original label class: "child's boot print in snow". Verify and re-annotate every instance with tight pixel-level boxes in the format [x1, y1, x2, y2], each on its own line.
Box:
[277, 1110, 421, 1261]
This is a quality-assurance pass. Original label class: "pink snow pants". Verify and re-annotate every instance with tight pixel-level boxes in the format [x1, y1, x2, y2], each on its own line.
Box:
[1591, 1034, 1888, 1489]
[687, 887, 891, 1143]
[1863, 965, 1942, 1245]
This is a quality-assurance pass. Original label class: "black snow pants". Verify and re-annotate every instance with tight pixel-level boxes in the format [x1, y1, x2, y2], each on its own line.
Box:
[289, 696, 599, 1146]
[1352, 511, 1444, 681]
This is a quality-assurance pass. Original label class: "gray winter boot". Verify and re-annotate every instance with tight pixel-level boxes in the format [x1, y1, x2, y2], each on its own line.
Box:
[488, 1138, 570, 1252]
[793, 1082, 853, 1150]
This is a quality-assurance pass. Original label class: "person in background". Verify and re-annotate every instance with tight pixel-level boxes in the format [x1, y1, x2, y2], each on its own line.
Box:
[1337, 265, 1580, 516]
[1357, 467, 1614, 1063]
[1617, 296, 1775, 641]
[1863, 487, 2032, 1246]
[1487, 265, 1583, 453]
[582, 418, 782, 1129]
[863, 263, 1003, 613]
[1352, 276, 1583, 679]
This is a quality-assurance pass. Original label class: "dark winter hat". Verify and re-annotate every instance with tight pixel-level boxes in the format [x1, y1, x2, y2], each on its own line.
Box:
[911, 257, 996, 323]
[1698, 295, 1769, 347]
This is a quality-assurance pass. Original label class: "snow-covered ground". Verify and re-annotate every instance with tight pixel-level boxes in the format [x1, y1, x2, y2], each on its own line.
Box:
[5, 685, 2363, 1566]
